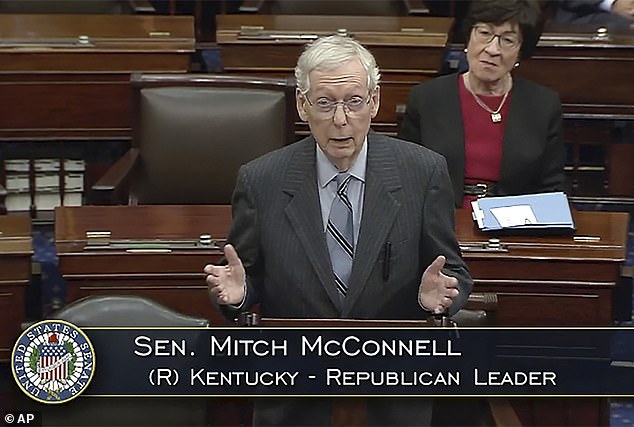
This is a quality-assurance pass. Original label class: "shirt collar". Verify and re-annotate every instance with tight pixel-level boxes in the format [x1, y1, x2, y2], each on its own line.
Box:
[316, 136, 368, 188]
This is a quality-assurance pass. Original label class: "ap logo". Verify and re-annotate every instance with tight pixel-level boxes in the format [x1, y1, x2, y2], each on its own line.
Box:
[11, 320, 95, 403]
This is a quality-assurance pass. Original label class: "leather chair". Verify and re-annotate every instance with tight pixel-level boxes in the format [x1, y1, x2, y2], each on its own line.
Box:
[238, 0, 430, 15]
[38, 295, 210, 426]
[91, 73, 296, 205]
[49, 294, 210, 327]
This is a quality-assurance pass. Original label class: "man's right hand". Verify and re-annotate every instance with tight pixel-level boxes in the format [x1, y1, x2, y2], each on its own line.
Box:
[204, 244, 246, 305]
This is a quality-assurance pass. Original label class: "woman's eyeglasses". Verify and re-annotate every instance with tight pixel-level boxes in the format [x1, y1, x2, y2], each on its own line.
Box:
[472, 25, 521, 50]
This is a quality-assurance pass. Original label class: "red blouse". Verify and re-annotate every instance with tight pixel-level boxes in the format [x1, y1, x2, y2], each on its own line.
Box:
[458, 75, 512, 209]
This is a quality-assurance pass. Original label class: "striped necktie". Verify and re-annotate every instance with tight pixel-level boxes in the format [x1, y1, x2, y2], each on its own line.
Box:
[326, 173, 354, 298]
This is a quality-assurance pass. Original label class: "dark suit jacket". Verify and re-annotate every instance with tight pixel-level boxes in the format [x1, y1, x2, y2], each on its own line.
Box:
[227, 132, 473, 426]
[553, 0, 634, 27]
[398, 73, 566, 207]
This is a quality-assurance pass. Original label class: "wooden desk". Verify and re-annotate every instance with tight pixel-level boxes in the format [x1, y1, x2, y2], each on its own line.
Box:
[457, 207, 628, 427]
[57, 205, 629, 327]
[456, 208, 629, 326]
[0, 215, 32, 360]
[55, 205, 231, 325]
[216, 14, 453, 136]
[56, 205, 628, 426]
[515, 25, 634, 198]
[518, 25, 634, 117]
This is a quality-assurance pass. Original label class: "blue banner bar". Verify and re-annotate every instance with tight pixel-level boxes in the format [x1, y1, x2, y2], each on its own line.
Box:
[72, 327, 633, 397]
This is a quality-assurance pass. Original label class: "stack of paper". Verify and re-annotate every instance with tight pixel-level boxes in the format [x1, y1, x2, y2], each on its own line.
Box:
[471, 192, 575, 234]
[4, 159, 85, 212]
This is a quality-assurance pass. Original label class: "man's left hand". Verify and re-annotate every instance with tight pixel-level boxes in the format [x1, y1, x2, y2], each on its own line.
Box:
[418, 255, 460, 314]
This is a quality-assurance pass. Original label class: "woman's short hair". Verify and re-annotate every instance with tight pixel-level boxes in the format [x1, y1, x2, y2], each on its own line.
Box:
[294, 35, 381, 94]
[463, 0, 543, 59]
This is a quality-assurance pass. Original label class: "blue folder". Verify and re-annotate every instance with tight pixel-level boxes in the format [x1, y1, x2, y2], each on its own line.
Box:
[471, 192, 575, 235]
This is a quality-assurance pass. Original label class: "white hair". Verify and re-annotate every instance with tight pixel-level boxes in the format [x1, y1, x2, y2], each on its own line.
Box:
[294, 35, 381, 94]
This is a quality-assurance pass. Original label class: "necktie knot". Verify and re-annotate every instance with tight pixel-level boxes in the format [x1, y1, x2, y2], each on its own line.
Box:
[334, 172, 352, 196]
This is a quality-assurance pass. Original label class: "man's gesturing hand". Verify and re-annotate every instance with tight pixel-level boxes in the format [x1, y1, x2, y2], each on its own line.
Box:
[204, 244, 246, 305]
[418, 255, 460, 315]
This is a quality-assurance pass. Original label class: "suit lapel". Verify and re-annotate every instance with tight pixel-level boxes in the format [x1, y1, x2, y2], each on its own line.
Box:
[282, 138, 342, 310]
[343, 134, 401, 316]
[440, 75, 466, 206]
[499, 78, 526, 192]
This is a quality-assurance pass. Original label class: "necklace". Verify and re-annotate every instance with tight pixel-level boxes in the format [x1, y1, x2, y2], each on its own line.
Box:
[463, 73, 511, 123]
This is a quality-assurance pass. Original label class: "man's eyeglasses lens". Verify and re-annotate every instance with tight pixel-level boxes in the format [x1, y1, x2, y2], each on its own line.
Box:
[305, 94, 371, 116]
[473, 25, 520, 49]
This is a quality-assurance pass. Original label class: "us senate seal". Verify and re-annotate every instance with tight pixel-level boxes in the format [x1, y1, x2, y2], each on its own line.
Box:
[11, 319, 95, 404]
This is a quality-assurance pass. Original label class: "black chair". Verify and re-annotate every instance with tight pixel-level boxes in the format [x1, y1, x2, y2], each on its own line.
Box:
[39, 295, 211, 426]
[91, 73, 296, 205]
[50, 294, 210, 327]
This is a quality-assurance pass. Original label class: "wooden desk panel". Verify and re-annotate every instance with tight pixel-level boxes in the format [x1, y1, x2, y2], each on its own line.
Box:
[216, 15, 453, 135]
[456, 208, 629, 326]
[455, 208, 626, 426]
[0, 14, 195, 140]
[55, 205, 231, 325]
[0, 215, 32, 361]
[1, 74, 131, 139]
[517, 26, 634, 116]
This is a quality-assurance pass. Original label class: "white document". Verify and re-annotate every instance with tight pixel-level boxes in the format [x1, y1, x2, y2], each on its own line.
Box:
[490, 205, 537, 228]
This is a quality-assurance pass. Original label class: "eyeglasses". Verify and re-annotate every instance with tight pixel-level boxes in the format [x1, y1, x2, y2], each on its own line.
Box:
[472, 25, 521, 50]
[303, 92, 372, 118]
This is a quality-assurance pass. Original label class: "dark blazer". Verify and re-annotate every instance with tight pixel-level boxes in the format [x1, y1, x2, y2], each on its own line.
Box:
[398, 73, 566, 207]
[553, 0, 634, 27]
[227, 132, 473, 426]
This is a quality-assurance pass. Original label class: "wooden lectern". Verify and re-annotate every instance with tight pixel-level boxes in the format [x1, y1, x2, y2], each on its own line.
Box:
[241, 314, 520, 427]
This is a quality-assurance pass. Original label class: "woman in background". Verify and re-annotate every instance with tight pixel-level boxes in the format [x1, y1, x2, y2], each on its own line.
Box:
[399, 0, 566, 208]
